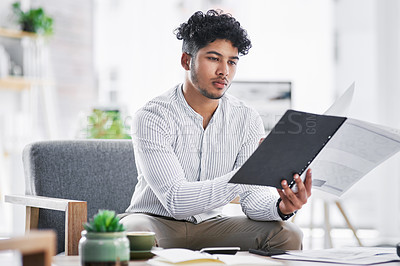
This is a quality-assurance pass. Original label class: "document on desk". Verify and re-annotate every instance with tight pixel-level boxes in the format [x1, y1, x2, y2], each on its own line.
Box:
[272, 247, 400, 265]
[148, 248, 283, 265]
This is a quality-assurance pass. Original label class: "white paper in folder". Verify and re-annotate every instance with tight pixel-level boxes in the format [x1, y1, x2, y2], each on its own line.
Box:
[298, 83, 400, 196]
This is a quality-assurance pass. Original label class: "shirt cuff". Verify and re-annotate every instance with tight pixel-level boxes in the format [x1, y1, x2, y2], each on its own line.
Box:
[270, 197, 283, 221]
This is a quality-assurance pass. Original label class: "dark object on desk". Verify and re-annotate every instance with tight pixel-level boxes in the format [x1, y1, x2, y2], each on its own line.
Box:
[249, 248, 286, 256]
[200, 247, 240, 255]
[397, 242, 400, 257]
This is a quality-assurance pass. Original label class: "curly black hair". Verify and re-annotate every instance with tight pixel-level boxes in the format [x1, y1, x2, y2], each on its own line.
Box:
[174, 9, 252, 56]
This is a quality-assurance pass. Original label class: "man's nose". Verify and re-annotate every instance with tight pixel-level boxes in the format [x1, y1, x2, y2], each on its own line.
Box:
[217, 62, 229, 77]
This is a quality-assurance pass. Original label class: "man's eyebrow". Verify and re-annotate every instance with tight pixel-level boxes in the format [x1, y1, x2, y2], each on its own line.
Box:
[206, 51, 239, 60]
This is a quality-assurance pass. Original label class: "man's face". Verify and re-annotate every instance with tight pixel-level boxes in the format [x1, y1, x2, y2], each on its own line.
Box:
[188, 39, 239, 100]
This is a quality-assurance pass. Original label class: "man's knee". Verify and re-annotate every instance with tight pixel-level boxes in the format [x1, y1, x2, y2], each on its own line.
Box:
[274, 222, 303, 250]
[120, 213, 154, 232]
[259, 221, 303, 251]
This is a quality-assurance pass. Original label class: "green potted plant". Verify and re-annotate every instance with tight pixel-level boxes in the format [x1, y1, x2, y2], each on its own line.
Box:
[79, 210, 130, 266]
[86, 109, 131, 139]
[12, 2, 54, 35]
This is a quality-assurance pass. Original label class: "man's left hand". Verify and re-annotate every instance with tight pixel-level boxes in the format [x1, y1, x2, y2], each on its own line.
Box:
[277, 168, 312, 215]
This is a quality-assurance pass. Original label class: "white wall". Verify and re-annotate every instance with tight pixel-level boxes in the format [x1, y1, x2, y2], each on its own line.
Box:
[94, 0, 335, 119]
[375, 0, 400, 241]
[233, 0, 335, 113]
[334, 0, 400, 243]
[94, 0, 183, 118]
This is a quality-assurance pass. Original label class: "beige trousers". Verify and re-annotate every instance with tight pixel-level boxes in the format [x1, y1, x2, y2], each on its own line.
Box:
[119, 213, 303, 251]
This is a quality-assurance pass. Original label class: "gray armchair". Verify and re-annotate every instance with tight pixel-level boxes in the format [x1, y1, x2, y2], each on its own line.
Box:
[5, 140, 138, 255]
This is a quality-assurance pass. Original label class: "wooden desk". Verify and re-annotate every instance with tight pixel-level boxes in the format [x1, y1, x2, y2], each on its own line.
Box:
[53, 256, 147, 266]
[51, 252, 400, 266]
[0, 230, 56, 266]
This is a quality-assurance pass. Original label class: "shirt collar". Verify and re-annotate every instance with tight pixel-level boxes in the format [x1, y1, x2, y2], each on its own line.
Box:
[176, 84, 223, 126]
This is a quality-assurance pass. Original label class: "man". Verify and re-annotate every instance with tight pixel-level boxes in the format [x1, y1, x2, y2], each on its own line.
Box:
[120, 9, 312, 251]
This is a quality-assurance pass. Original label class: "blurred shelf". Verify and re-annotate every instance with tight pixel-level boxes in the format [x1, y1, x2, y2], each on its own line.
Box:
[0, 27, 37, 39]
[0, 76, 31, 91]
[0, 76, 53, 91]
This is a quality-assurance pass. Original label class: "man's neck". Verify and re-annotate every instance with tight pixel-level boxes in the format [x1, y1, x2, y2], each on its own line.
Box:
[182, 83, 219, 129]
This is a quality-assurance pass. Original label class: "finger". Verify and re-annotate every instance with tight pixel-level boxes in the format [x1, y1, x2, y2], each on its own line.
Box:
[293, 174, 306, 195]
[280, 179, 291, 196]
[305, 169, 312, 197]
[293, 174, 308, 203]
[276, 189, 296, 214]
[277, 188, 285, 199]
[281, 179, 301, 208]
[277, 186, 292, 206]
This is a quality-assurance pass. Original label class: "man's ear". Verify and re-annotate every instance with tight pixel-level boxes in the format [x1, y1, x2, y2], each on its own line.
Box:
[181, 53, 191, 70]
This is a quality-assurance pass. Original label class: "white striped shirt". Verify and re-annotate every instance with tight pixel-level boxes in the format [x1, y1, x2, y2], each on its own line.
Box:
[126, 84, 282, 223]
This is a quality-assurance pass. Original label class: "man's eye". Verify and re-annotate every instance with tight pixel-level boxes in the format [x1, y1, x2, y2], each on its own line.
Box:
[208, 57, 218, 61]
[229, 61, 237, 66]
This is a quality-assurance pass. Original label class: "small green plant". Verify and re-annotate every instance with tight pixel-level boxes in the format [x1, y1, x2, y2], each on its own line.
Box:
[12, 2, 54, 35]
[87, 109, 131, 139]
[83, 210, 125, 232]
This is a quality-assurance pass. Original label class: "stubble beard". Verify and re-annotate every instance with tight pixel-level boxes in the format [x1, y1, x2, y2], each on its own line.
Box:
[190, 67, 230, 100]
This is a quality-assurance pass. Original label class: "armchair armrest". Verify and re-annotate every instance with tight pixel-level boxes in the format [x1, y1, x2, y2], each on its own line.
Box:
[5, 194, 87, 256]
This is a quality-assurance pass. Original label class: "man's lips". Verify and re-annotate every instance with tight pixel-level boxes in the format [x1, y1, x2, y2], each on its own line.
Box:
[212, 80, 228, 89]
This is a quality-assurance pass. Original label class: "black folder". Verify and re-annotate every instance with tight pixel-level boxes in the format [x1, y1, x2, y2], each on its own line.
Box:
[229, 109, 347, 189]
